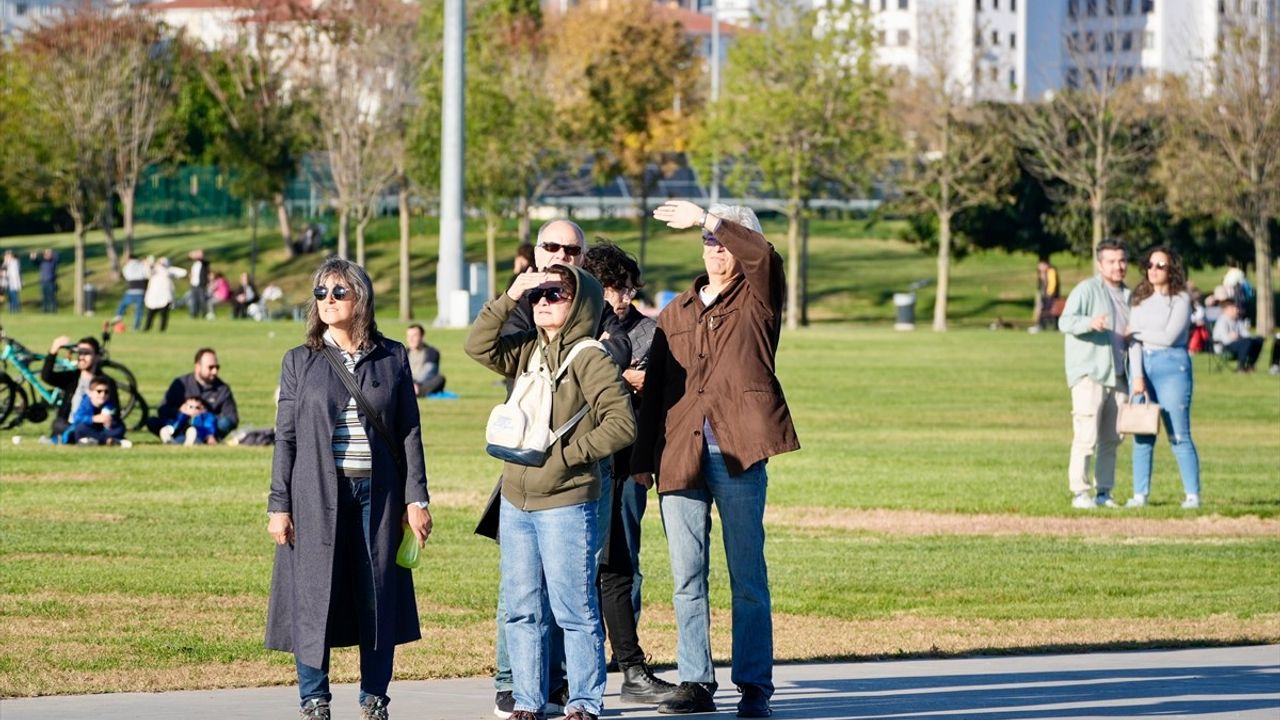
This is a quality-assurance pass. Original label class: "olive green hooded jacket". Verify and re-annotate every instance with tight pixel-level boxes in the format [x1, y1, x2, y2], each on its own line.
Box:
[465, 265, 636, 511]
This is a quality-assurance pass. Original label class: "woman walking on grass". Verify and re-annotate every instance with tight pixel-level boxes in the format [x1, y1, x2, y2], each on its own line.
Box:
[1126, 246, 1200, 509]
[265, 257, 433, 720]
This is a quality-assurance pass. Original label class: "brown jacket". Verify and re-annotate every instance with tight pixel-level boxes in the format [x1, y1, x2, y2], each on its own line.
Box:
[631, 220, 799, 492]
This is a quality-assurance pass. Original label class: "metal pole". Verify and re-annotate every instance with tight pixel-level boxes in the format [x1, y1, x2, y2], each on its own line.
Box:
[436, 0, 466, 327]
[709, 0, 721, 204]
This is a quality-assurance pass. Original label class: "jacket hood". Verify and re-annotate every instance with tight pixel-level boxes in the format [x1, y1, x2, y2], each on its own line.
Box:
[542, 264, 604, 350]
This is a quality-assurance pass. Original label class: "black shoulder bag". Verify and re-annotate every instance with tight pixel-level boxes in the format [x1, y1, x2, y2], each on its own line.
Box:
[322, 345, 407, 479]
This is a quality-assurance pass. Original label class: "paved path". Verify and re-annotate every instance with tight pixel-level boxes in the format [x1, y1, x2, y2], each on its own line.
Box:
[3, 645, 1277, 719]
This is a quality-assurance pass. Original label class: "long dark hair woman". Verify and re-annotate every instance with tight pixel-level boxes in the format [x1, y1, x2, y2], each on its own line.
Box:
[1126, 246, 1200, 509]
[266, 257, 433, 720]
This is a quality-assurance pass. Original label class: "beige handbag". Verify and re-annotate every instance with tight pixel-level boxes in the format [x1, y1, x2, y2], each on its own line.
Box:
[1117, 392, 1161, 436]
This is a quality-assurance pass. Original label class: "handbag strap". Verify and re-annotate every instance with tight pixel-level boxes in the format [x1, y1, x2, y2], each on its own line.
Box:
[322, 345, 407, 479]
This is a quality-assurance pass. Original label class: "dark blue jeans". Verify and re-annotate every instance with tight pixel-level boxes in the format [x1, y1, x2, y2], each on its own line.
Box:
[114, 290, 145, 329]
[296, 478, 394, 708]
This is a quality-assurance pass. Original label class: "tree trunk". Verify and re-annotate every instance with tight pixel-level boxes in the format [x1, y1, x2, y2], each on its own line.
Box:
[1251, 223, 1275, 337]
[120, 185, 136, 258]
[517, 196, 531, 245]
[485, 212, 499, 300]
[73, 215, 86, 317]
[933, 210, 953, 332]
[785, 208, 801, 331]
[100, 202, 120, 278]
[337, 207, 350, 260]
[356, 213, 370, 268]
[249, 202, 260, 285]
[800, 215, 810, 327]
[274, 192, 294, 257]
[399, 182, 412, 321]
[1091, 194, 1104, 252]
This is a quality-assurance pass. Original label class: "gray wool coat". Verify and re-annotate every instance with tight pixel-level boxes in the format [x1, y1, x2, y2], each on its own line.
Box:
[265, 337, 430, 667]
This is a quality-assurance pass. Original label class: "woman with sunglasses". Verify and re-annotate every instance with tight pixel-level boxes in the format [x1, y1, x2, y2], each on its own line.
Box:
[1126, 246, 1200, 509]
[465, 263, 636, 720]
[266, 257, 432, 720]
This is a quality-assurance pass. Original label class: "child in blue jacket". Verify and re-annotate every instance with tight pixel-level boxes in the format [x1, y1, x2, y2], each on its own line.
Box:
[159, 395, 219, 445]
[69, 375, 127, 446]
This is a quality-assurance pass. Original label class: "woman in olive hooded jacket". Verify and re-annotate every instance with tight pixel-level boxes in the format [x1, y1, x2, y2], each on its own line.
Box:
[465, 263, 635, 720]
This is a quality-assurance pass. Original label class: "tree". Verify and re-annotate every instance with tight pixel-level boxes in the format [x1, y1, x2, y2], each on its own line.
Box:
[195, 0, 315, 257]
[1011, 15, 1158, 253]
[548, 0, 700, 269]
[893, 9, 1014, 331]
[312, 0, 416, 267]
[1156, 23, 1279, 335]
[696, 0, 893, 330]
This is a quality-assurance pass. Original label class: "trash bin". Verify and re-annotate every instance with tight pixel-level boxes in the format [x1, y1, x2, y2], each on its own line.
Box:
[83, 283, 98, 316]
[893, 292, 916, 331]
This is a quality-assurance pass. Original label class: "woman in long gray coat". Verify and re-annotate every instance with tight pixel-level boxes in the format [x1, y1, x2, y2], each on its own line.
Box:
[266, 257, 432, 720]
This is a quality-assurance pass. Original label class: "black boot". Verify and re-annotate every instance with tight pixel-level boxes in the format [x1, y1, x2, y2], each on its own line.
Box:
[657, 681, 717, 715]
[620, 662, 679, 704]
[736, 684, 772, 718]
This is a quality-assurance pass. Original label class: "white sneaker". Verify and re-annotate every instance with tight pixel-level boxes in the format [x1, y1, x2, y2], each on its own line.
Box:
[1096, 494, 1119, 508]
[159, 425, 174, 444]
[1181, 494, 1201, 509]
[119, 439, 133, 449]
[183, 426, 198, 447]
[1072, 492, 1095, 509]
[1125, 494, 1147, 508]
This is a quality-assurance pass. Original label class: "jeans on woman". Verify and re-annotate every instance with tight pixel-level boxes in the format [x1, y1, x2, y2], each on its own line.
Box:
[296, 478, 394, 707]
[500, 496, 606, 716]
[1133, 347, 1200, 498]
[659, 443, 773, 695]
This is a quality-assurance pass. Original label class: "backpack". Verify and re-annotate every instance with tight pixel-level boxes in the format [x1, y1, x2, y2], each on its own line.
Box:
[485, 338, 606, 467]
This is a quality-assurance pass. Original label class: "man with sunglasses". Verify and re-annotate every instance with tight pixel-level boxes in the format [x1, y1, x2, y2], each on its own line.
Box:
[632, 200, 799, 719]
[487, 218, 632, 719]
[42, 335, 118, 442]
[148, 347, 239, 442]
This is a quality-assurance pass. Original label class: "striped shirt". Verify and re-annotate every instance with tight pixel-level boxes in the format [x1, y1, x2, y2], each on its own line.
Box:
[324, 331, 372, 476]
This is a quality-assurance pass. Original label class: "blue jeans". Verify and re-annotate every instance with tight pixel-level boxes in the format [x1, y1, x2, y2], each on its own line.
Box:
[41, 281, 56, 313]
[6, 289, 19, 313]
[296, 478, 394, 707]
[659, 443, 772, 695]
[500, 496, 606, 716]
[1132, 347, 1200, 498]
[114, 290, 144, 329]
[617, 477, 647, 619]
[494, 469, 612, 694]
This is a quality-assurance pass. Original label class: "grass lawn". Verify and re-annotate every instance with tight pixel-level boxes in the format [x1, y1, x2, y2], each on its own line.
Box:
[0, 310, 1277, 697]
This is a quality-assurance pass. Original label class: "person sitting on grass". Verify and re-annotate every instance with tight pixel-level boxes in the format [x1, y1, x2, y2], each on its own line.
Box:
[69, 375, 129, 447]
[42, 334, 115, 443]
[159, 396, 219, 446]
[1211, 300, 1264, 372]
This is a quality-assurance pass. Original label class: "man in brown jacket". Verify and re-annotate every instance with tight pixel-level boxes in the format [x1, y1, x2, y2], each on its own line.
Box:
[632, 200, 799, 718]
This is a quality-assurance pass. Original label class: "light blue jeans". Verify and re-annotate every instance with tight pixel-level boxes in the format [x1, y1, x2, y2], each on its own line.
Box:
[1132, 347, 1200, 498]
[659, 443, 773, 696]
[499, 496, 607, 716]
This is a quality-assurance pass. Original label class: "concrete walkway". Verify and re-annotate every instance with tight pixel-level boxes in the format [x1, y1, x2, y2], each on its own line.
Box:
[3, 645, 1277, 719]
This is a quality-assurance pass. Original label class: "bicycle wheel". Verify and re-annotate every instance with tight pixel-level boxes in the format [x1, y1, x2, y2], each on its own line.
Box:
[0, 373, 26, 429]
[99, 360, 142, 426]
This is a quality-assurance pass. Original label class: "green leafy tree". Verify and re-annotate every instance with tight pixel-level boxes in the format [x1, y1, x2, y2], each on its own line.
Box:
[695, 0, 893, 329]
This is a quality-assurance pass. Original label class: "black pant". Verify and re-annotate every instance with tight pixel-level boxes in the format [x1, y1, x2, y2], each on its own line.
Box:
[145, 306, 170, 332]
[1226, 337, 1264, 370]
[599, 564, 644, 667]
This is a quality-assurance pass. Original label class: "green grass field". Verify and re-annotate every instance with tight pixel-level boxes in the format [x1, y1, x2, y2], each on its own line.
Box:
[0, 312, 1276, 697]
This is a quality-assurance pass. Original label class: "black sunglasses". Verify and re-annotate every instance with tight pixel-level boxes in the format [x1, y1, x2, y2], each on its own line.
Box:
[313, 285, 352, 301]
[1146, 261, 1169, 270]
[538, 242, 583, 257]
[528, 287, 573, 305]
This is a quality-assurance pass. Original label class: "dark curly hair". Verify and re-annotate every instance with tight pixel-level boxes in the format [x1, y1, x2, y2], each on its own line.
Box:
[582, 239, 643, 292]
[1130, 245, 1187, 307]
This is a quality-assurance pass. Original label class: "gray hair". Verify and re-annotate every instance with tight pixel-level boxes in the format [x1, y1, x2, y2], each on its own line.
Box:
[304, 256, 379, 352]
[536, 219, 588, 249]
[708, 203, 763, 234]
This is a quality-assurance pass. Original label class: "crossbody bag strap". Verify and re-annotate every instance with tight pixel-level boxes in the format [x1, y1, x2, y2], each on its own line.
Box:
[322, 346, 407, 479]
[547, 339, 606, 444]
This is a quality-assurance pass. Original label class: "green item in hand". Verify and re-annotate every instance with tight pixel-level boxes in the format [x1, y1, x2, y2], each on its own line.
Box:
[396, 525, 420, 569]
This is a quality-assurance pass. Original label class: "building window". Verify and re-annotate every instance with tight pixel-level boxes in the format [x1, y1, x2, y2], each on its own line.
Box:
[990, 66, 999, 82]
[1067, 68, 1081, 88]
[1086, 31, 1097, 51]
[1012, 0, 1017, 10]
[1069, 0, 1078, 18]
[1218, 0, 1226, 11]
[880, 0, 887, 11]
[976, 0, 981, 10]
[975, 31, 983, 46]
[1122, 31, 1133, 50]
[1009, 68, 1017, 86]
[1142, 0, 1154, 12]
[899, 0, 909, 9]
[1105, 31, 1115, 52]
[1107, 0, 1117, 14]
[1011, 32, 1017, 48]
[1087, 0, 1098, 16]
[877, 29, 887, 44]
[992, 30, 1000, 45]
[1143, 31, 1154, 48]
[15, 2, 29, 14]
[1124, 0, 1134, 12]
[994, 0, 999, 9]
[898, 29, 910, 45]
[1251, 1, 1259, 15]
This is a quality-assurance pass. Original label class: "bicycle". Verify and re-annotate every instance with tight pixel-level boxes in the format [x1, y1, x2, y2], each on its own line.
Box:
[0, 322, 149, 432]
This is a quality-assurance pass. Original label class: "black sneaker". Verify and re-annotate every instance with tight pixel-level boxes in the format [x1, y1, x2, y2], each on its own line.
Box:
[620, 662, 679, 704]
[299, 698, 331, 720]
[544, 685, 569, 716]
[736, 684, 771, 718]
[360, 695, 390, 720]
[657, 681, 717, 714]
[563, 710, 598, 720]
[494, 690, 515, 719]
